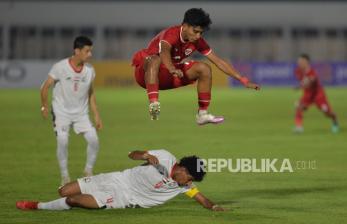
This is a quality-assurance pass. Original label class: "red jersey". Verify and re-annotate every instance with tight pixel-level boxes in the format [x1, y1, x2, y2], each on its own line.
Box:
[143, 25, 212, 64]
[295, 68, 323, 92]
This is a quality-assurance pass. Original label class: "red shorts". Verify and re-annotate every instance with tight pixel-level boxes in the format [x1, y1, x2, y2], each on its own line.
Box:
[300, 88, 332, 113]
[132, 50, 197, 90]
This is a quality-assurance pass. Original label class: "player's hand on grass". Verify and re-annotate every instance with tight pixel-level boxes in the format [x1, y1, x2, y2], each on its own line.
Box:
[212, 204, 227, 211]
[169, 68, 184, 78]
[41, 106, 49, 119]
[143, 153, 159, 165]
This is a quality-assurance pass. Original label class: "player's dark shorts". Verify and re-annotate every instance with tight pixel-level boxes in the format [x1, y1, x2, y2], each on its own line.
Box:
[300, 88, 332, 113]
[132, 50, 197, 90]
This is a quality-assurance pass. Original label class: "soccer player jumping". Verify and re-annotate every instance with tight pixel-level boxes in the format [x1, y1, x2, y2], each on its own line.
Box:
[132, 8, 260, 125]
[294, 54, 339, 133]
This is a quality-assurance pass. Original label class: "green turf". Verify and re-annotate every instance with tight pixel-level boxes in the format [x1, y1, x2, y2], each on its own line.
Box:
[0, 87, 346, 224]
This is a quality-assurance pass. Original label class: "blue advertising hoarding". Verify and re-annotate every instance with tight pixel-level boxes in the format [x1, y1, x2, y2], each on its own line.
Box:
[230, 62, 347, 87]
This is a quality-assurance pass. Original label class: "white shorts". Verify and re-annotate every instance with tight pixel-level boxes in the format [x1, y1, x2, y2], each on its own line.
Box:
[52, 112, 94, 135]
[77, 172, 135, 209]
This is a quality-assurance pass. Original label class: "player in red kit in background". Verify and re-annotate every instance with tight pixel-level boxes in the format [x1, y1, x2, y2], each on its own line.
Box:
[294, 54, 339, 133]
[132, 8, 259, 125]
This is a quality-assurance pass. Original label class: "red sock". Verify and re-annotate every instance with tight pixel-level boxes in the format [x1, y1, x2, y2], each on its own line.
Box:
[198, 92, 211, 111]
[146, 83, 159, 102]
[295, 109, 303, 127]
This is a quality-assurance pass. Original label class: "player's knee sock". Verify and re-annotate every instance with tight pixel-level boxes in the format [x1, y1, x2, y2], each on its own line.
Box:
[57, 134, 69, 177]
[84, 129, 99, 173]
[146, 83, 159, 102]
[198, 92, 211, 113]
[38, 197, 71, 210]
[295, 109, 303, 127]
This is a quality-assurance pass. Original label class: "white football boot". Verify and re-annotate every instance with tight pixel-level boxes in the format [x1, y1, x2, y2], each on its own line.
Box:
[196, 111, 225, 125]
[293, 126, 304, 134]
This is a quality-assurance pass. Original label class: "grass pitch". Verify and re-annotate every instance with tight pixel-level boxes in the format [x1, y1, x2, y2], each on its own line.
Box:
[0, 87, 346, 224]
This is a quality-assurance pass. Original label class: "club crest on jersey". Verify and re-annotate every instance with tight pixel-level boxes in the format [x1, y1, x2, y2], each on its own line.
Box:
[185, 48, 193, 56]
[106, 197, 114, 204]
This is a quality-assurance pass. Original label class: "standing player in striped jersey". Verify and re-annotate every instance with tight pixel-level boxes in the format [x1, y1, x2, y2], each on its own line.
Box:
[132, 8, 260, 125]
[40, 36, 103, 185]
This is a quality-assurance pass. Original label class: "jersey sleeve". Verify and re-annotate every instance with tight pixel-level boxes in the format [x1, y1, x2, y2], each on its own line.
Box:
[91, 66, 96, 81]
[148, 149, 177, 175]
[48, 63, 60, 80]
[160, 28, 179, 46]
[196, 38, 212, 56]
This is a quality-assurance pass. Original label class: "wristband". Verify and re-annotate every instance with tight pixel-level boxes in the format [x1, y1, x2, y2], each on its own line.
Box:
[41, 106, 46, 111]
[240, 77, 249, 86]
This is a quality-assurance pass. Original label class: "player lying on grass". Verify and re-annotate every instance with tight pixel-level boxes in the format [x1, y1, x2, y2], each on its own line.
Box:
[294, 54, 339, 133]
[132, 8, 260, 124]
[16, 149, 225, 211]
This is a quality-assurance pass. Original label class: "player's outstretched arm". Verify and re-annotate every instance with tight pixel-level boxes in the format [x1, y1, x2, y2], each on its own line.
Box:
[128, 151, 159, 165]
[40, 76, 55, 119]
[88, 86, 103, 130]
[193, 192, 226, 211]
[206, 52, 260, 90]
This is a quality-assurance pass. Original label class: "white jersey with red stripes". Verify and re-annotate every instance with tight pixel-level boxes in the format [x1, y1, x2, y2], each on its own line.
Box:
[48, 58, 95, 116]
[120, 149, 193, 208]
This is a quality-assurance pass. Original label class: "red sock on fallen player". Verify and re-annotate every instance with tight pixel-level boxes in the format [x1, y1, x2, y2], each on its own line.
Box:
[198, 92, 211, 111]
[146, 83, 159, 103]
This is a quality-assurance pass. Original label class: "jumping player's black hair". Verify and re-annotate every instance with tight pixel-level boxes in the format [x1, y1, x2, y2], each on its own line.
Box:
[299, 53, 311, 62]
[73, 36, 93, 50]
[179, 156, 206, 182]
[182, 8, 212, 30]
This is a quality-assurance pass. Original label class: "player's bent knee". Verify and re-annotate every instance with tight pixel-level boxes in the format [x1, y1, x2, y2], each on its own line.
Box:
[58, 186, 68, 197]
[320, 104, 329, 113]
[58, 184, 76, 197]
[196, 62, 212, 78]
